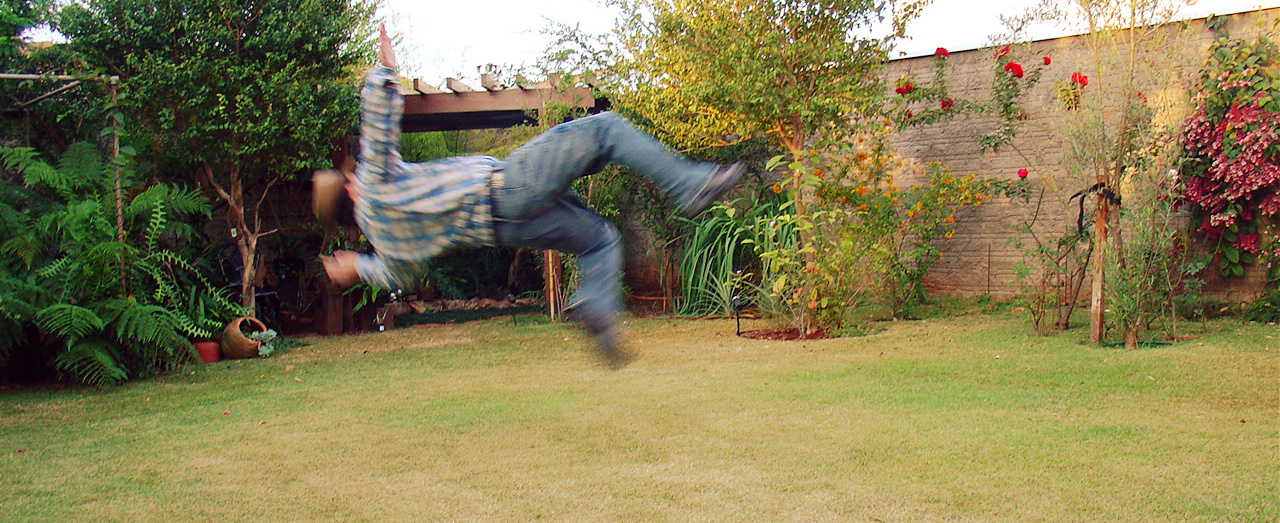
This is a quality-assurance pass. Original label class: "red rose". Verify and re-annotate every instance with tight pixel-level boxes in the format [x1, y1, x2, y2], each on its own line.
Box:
[941, 98, 955, 109]
[895, 82, 914, 95]
[1071, 72, 1089, 87]
[1004, 61, 1024, 78]
[996, 45, 1010, 58]
[935, 47, 951, 58]
[1043, 56, 1051, 65]
[1017, 168, 1029, 179]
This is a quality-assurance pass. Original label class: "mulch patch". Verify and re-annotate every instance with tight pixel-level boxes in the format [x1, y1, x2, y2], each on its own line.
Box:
[738, 328, 828, 341]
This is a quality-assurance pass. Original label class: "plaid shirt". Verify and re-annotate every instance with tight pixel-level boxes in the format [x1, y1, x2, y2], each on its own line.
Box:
[354, 66, 497, 290]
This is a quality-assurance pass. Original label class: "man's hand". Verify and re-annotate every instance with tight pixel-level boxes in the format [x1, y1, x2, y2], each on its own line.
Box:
[378, 22, 396, 69]
[322, 250, 362, 289]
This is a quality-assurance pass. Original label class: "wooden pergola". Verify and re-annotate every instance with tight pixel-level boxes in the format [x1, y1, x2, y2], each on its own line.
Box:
[399, 74, 608, 132]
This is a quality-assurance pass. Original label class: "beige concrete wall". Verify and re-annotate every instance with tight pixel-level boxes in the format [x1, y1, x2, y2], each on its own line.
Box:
[884, 8, 1277, 300]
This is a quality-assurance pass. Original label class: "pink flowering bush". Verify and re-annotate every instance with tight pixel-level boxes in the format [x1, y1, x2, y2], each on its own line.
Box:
[1180, 31, 1279, 276]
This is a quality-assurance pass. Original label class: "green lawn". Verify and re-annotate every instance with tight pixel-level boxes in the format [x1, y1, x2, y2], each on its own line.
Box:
[2, 311, 1276, 522]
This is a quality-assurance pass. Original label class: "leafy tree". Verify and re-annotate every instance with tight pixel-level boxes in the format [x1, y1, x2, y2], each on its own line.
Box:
[605, 0, 925, 333]
[57, 0, 375, 313]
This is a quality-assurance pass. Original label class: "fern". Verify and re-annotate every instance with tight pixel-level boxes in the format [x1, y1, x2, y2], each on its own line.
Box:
[0, 319, 23, 361]
[0, 234, 42, 270]
[144, 202, 166, 253]
[55, 338, 128, 387]
[57, 142, 108, 195]
[1, 144, 224, 385]
[35, 303, 105, 343]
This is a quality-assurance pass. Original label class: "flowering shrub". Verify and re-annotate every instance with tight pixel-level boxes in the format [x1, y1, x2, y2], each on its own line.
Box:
[747, 131, 1029, 326]
[1180, 30, 1279, 277]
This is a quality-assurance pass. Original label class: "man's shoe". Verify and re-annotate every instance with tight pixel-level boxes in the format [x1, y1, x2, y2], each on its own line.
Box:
[680, 162, 746, 217]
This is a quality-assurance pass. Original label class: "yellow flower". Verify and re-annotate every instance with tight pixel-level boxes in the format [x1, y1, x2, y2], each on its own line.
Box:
[945, 230, 954, 238]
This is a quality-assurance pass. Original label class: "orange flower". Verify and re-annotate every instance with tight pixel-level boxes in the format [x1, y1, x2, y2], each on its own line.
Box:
[772, 183, 782, 194]
[945, 230, 954, 239]
[945, 215, 955, 223]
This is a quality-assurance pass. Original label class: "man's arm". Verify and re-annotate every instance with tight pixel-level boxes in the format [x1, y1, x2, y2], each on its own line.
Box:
[378, 22, 396, 69]
[323, 249, 424, 292]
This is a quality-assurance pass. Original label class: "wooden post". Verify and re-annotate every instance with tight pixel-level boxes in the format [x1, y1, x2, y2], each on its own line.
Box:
[1089, 192, 1109, 344]
[544, 251, 565, 321]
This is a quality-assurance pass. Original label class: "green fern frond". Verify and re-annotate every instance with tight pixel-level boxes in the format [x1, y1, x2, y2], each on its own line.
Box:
[55, 337, 128, 387]
[126, 185, 210, 222]
[0, 234, 43, 270]
[35, 256, 73, 278]
[0, 319, 25, 360]
[97, 298, 174, 348]
[58, 142, 108, 194]
[0, 272, 42, 321]
[0, 291, 39, 320]
[0, 147, 40, 170]
[36, 303, 105, 343]
[145, 202, 166, 253]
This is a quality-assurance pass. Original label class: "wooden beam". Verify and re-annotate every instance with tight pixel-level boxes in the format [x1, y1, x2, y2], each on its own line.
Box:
[411, 78, 445, 94]
[445, 77, 477, 93]
[403, 86, 595, 115]
[480, 74, 499, 91]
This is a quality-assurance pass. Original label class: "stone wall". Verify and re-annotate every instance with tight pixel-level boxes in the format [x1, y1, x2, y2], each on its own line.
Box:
[884, 8, 1277, 300]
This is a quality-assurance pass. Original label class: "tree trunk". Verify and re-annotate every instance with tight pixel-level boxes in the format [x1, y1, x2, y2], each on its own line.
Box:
[236, 234, 258, 314]
[1123, 326, 1139, 349]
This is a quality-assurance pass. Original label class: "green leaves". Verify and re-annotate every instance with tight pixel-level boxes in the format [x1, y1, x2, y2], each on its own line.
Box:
[36, 304, 105, 343]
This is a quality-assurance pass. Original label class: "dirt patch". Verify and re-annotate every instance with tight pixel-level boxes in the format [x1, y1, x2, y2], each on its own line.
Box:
[737, 328, 828, 341]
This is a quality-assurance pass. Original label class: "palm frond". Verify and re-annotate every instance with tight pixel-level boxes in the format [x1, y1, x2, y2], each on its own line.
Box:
[55, 337, 128, 387]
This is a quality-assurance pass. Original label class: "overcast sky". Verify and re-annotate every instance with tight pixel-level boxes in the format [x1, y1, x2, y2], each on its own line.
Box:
[384, 0, 1279, 83]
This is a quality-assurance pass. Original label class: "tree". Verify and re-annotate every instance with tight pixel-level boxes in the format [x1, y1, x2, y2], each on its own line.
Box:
[606, 0, 925, 333]
[57, 0, 374, 313]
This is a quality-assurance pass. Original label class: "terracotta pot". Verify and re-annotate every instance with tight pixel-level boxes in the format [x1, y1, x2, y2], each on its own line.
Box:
[221, 316, 267, 359]
[194, 341, 221, 363]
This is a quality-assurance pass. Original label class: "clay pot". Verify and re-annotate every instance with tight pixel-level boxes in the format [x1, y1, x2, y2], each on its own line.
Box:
[221, 317, 267, 359]
[194, 341, 221, 363]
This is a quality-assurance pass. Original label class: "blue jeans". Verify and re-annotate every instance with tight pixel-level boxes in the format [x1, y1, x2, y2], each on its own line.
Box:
[492, 112, 718, 335]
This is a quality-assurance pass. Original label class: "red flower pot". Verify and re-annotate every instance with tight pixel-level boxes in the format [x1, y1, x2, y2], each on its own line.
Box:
[194, 341, 221, 363]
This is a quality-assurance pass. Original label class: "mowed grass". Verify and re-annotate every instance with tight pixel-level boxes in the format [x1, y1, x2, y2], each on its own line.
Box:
[1, 311, 1276, 522]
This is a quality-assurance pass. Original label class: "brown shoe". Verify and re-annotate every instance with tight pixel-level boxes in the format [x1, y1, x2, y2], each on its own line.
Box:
[680, 162, 745, 217]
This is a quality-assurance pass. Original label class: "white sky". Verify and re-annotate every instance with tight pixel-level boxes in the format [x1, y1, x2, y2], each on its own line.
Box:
[384, 0, 1278, 83]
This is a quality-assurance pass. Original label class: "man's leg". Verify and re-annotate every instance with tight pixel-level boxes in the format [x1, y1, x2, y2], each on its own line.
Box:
[494, 193, 629, 367]
[493, 112, 742, 221]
